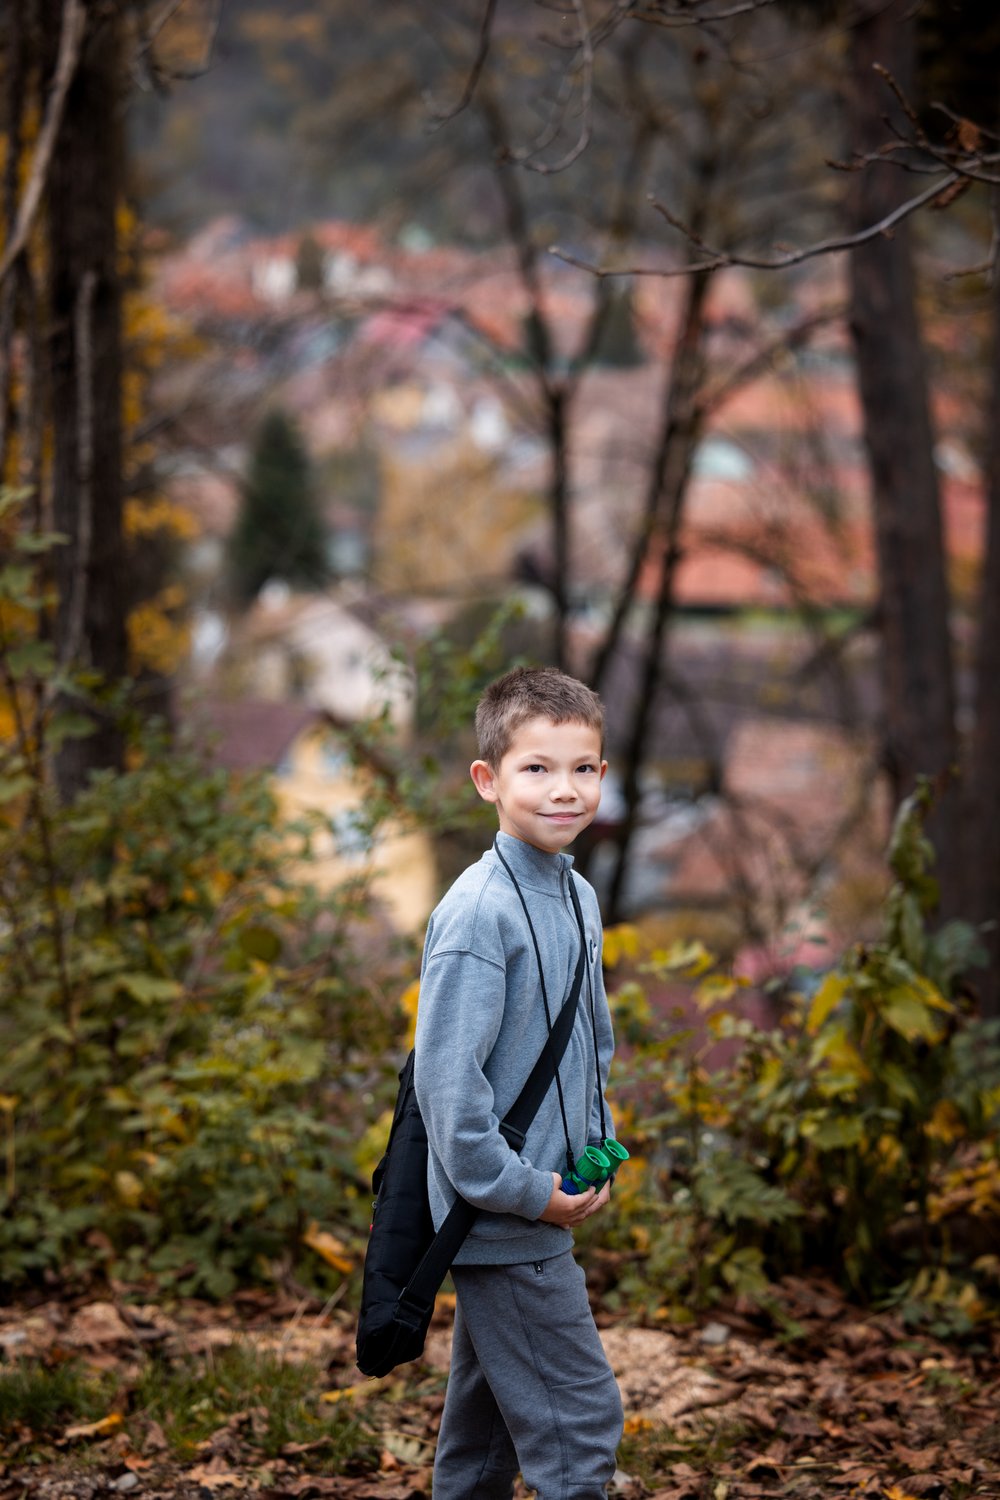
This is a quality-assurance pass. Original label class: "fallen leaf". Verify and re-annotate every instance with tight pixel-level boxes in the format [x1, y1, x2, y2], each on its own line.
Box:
[187, 1457, 249, 1489]
[65, 1302, 132, 1347]
[302, 1221, 353, 1275]
[320, 1382, 366, 1404]
[382, 1429, 433, 1465]
[121, 1449, 153, 1472]
[62, 1412, 124, 1441]
[140, 1417, 169, 1452]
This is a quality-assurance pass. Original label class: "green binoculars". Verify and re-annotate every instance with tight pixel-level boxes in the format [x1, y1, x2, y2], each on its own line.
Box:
[561, 1138, 629, 1196]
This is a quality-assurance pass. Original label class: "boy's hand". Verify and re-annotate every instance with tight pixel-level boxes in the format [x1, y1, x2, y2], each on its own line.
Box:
[538, 1172, 610, 1227]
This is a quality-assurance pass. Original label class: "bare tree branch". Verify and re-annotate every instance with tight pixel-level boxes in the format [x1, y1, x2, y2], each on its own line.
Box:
[427, 0, 499, 125]
[699, 305, 845, 418]
[0, 0, 87, 290]
[931, 99, 1000, 147]
[515, 0, 595, 175]
[550, 168, 962, 279]
[627, 0, 780, 26]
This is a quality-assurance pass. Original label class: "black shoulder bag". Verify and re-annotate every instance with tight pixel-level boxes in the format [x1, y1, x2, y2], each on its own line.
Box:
[355, 855, 587, 1379]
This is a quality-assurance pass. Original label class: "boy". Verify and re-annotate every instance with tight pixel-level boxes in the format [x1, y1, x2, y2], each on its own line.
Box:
[414, 666, 624, 1500]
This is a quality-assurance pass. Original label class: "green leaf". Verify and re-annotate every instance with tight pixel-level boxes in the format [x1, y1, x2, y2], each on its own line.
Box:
[881, 1062, 920, 1107]
[114, 974, 182, 1005]
[806, 1114, 865, 1151]
[881, 985, 947, 1043]
[238, 925, 283, 963]
[0, 774, 34, 805]
[4, 639, 56, 676]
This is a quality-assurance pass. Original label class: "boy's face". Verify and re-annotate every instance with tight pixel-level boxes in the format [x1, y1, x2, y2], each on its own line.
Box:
[470, 716, 607, 855]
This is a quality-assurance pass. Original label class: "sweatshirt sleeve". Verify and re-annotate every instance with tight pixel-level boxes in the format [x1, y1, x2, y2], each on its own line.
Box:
[414, 947, 555, 1221]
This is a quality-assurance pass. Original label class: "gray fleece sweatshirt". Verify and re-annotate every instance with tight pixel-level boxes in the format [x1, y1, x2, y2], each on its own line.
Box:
[413, 830, 616, 1265]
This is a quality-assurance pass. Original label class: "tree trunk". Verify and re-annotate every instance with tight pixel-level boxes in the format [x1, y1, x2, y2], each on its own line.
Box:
[847, 0, 962, 912]
[966, 239, 1000, 1017]
[43, 0, 127, 798]
[600, 268, 713, 919]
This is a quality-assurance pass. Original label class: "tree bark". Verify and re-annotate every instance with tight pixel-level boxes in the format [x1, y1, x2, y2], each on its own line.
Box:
[600, 267, 713, 919]
[967, 236, 1000, 1018]
[847, 0, 962, 913]
[43, 0, 127, 798]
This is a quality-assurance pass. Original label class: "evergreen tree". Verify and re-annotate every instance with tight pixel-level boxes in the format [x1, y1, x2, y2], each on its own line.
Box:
[228, 409, 329, 606]
[295, 231, 326, 293]
[593, 285, 644, 369]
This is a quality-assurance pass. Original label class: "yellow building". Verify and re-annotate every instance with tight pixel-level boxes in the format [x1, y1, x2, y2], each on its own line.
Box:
[186, 698, 436, 935]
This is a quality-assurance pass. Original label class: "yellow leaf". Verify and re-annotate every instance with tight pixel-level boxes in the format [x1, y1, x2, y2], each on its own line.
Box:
[302, 1221, 353, 1275]
[602, 924, 641, 968]
[883, 1487, 920, 1500]
[694, 973, 738, 1011]
[631, 1223, 650, 1253]
[806, 972, 849, 1035]
[810, 1023, 870, 1086]
[652, 939, 713, 976]
[399, 979, 420, 1049]
[63, 1412, 124, 1441]
[114, 1170, 144, 1209]
[321, 1383, 366, 1404]
[757, 1057, 784, 1098]
[0, 1094, 17, 1114]
[924, 1099, 965, 1144]
[876, 1133, 904, 1174]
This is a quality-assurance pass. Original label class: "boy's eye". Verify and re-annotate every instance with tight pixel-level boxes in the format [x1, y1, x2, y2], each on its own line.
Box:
[577, 763, 596, 773]
[525, 763, 546, 773]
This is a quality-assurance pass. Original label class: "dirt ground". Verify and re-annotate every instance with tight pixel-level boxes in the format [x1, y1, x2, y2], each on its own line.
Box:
[1, 1276, 998, 1499]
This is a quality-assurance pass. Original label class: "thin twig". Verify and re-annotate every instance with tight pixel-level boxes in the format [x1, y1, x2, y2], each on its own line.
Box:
[550, 169, 961, 279]
[427, 0, 498, 124]
[60, 270, 97, 672]
[699, 305, 845, 417]
[0, 0, 87, 290]
[932, 99, 1000, 146]
[517, 0, 595, 175]
[628, 0, 779, 26]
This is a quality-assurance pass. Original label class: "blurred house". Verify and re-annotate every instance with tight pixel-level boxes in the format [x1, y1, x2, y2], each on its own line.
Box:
[220, 590, 412, 733]
[183, 697, 436, 935]
[152, 222, 986, 959]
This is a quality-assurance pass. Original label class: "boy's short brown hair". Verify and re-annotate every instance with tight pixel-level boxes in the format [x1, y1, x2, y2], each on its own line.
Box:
[475, 666, 605, 769]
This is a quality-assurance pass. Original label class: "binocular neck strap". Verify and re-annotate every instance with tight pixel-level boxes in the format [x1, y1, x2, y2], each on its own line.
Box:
[493, 840, 593, 1180]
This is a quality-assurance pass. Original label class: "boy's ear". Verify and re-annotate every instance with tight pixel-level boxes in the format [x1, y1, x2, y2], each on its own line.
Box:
[470, 759, 498, 804]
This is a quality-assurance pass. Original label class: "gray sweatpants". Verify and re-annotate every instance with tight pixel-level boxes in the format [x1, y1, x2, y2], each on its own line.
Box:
[432, 1250, 624, 1500]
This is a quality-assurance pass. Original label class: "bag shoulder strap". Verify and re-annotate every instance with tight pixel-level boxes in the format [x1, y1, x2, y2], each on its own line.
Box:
[396, 870, 588, 1328]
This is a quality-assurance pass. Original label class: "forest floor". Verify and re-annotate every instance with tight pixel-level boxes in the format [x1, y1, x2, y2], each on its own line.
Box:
[1, 1276, 998, 1500]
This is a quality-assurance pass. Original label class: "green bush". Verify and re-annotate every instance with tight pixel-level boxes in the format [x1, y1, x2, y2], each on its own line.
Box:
[0, 737, 403, 1294]
[587, 786, 1000, 1323]
[0, 496, 402, 1294]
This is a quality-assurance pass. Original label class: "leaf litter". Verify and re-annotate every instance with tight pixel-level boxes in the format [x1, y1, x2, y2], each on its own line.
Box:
[0, 1275, 997, 1498]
